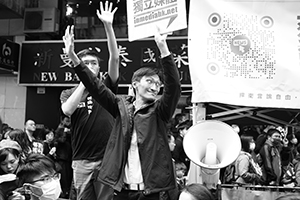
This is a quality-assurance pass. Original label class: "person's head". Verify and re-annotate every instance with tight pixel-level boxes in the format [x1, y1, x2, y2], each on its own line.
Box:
[174, 113, 187, 125]
[263, 125, 277, 134]
[77, 48, 102, 76]
[131, 67, 163, 103]
[55, 129, 67, 144]
[179, 183, 214, 200]
[175, 162, 187, 179]
[8, 129, 32, 153]
[25, 119, 36, 134]
[2, 123, 13, 139]
[177, 120, 191, 137]
[61, 116, 71, 128]
[267, 128, 282, 146]
[286, 133, 298, 145]
[0, 139, 22, 175]
[168, 133, 176, 152]
[17, 153, 61, 200]
[39, 127, 55, 143]
[240, 135, 255, 153]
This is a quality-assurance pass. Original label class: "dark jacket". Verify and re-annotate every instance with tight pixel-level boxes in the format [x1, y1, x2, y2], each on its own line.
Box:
[74, 55, 181, 195]
[260, 140, 282, 185]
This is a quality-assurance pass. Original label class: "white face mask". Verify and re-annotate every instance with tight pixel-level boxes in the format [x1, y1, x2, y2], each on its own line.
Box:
[38, 178, 61, 200]
[249, 143, 256, 151]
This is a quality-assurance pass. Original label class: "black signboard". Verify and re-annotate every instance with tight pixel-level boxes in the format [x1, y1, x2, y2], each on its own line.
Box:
[19, 37, 190, 86]
[0, 38, 20, 72]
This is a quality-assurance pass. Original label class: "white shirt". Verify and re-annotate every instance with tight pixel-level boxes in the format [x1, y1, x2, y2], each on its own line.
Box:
[124, 128, 144, 184]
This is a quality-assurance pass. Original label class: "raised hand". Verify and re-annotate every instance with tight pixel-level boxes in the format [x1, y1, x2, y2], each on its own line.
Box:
[62, 25, 75, 56]
[96, 1, 118, 25]
[62, 25, 80, 66]
[154, 26, 170, 58]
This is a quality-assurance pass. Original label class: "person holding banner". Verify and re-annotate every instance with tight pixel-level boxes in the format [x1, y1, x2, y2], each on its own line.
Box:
[63, 21, 181, 200]
[60, 1, 119, 199]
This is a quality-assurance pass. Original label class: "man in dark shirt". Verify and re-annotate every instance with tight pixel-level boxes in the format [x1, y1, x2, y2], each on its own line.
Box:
[60, 2, 119, 199]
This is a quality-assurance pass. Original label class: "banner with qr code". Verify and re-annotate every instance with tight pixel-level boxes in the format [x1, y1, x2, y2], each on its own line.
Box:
[189, 0, 300, 109]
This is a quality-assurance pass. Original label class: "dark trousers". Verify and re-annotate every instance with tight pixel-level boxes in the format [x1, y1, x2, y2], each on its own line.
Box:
[114, 189, 159, 200]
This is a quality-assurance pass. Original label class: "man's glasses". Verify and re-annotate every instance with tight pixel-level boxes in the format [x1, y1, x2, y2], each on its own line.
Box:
[28, 173, 60, 184]
[145, 78, 163, 88]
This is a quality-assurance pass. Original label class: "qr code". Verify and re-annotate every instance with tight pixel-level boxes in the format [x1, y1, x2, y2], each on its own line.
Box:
[206, 13, 276, 79]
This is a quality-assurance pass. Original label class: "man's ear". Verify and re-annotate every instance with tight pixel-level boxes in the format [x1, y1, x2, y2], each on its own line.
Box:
[132, 81, 137, 89]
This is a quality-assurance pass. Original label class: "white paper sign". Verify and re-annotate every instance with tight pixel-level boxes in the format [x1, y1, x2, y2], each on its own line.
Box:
[127, 0, 187, 41]
[188, 0, 300, 109]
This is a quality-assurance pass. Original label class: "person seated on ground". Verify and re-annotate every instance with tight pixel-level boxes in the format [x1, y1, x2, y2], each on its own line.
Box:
[179, 183, 214, 200]
[9, 153, 62, 200]
[0, 139, 23, 200]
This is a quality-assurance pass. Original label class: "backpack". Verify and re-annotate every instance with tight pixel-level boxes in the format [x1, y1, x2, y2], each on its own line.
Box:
[281, 163, 296, 185]
[222, 163, 237, 184]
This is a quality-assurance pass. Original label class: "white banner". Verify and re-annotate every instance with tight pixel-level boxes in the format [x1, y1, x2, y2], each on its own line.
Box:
[189, 0, 300, 109]
[127, 0, 187, 41]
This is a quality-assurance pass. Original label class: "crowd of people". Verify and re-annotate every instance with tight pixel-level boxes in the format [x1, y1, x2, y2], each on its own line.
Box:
[2, 1, 300, 200]
[222, 124, 300, 188]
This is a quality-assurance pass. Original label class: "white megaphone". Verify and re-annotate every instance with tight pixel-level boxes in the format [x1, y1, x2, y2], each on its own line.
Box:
[183, 120, 241, 189]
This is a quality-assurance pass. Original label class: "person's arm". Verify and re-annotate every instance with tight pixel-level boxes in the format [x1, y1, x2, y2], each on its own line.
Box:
[237, 155, 260, 183]
[260, 145, 277, 184]
[63, 25, 118, 116]
[295, 162, 300, 186]
[97, 1, 119, 83]
[61, 82, 86, 116]
[155, 30, 181, 122]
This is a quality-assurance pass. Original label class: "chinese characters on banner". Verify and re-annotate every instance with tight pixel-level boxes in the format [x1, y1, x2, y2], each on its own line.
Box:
[188, 0, 300, 109]
[19, 38, 190, 86]
[127, 0, 187, 41]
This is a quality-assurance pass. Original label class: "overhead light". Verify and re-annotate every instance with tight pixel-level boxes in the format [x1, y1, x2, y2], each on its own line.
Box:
[66, 4, 73, 16]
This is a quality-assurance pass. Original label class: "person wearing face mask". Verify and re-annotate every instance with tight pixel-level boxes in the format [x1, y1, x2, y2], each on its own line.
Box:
[234, 135, 263, 185]
[9, 153, 62, 200]
[259, 128, 283, 186]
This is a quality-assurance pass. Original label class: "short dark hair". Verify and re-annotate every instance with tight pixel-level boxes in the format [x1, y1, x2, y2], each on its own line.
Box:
[181, 183, 214, 200]
[77, 48, 102, 65]
[17, 153, 57, 185]
[131, 67, 163, 84]
[267, 128, 281, 137]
